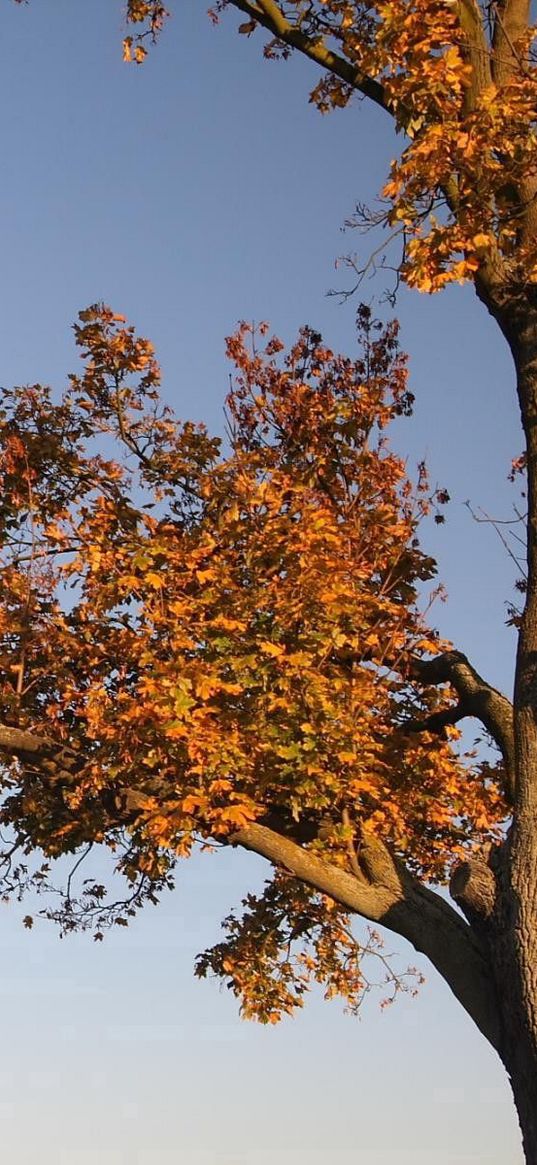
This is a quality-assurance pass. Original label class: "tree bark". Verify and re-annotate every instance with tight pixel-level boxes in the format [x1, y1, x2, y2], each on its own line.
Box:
[470, 289, 537, 1163]
[491, 846, 537, 1165]
[505, 517, 537, 1164]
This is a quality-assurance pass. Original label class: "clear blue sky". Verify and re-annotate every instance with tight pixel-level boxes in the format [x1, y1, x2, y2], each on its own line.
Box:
[0, 1, 524, 1161]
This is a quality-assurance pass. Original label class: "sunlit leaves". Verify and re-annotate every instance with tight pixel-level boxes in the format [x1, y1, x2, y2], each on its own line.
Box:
[195, 873, 423, 1022]
[123, 1, 168, 62]
[0, 305, 506, 1014]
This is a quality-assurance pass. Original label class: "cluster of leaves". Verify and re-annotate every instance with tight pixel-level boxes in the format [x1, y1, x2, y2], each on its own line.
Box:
[195, 871, 424, 1022]
[0, 304, 505, 1014]
[123, 1, 169, 62]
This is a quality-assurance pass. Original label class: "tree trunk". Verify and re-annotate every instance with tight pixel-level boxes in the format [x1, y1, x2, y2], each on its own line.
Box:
[488, 837, 537, 1164]
[482, 291, 537, 1163]
[496, 954, 537, 1163]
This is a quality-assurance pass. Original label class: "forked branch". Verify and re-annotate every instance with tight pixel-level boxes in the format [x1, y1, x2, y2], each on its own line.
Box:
[409, 651, 515, 801]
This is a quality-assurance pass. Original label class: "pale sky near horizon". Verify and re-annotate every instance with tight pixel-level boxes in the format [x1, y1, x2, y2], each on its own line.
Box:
[0, 1, 526, 1161]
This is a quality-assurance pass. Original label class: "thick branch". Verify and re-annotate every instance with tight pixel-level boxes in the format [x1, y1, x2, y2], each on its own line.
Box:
[0, 721, 501, 1046]
[456, 0, 492, 106]
[492, 0, 530, 86]
[490, 0, 537, 247]
[0, 723, 79, 780]
[407, 700, 468, 735]
[232, 822, 501, 1050]
[410, 651, 515, 800]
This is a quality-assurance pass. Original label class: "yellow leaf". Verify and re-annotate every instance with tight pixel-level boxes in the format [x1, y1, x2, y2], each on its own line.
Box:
[182, 793, 207, 814]
[472, 233, 491, 253]
[259, 641, 285, 657]
[146, 571, 164, 589]
[219, 804, 258, 827]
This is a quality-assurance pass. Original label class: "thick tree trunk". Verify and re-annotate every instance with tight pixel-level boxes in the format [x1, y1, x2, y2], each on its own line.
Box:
[488, 839, 537, 1163]
[496, 950, 537, 1162]
[482, 292, 537, 1163]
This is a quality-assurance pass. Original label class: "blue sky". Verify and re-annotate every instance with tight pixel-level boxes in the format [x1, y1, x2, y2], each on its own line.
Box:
[0, 1, 525, 1161]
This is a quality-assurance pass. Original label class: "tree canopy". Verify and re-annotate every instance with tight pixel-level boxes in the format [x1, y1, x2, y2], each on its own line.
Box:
[0, 303, 504, 1021]
[7, 0, 537, 1157]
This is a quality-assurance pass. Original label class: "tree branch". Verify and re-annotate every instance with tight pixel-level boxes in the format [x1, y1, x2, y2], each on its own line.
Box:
[492, 0, 530, 86]
[450, 853, 498, 929]
[456, 0, 492, 106]
[409, 651, 515, 801]
[0, 723, 79, 780]
[0, 721, 501, 1047]
[232, 821, 501, 1050]
[230, 0, 391, 115]
[406, 700, 468, 735]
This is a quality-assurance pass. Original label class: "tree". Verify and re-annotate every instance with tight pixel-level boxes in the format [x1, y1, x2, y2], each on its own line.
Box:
[112, 0, 537, 1154]
[0, 304, 513, 1125]
[6, 0, 537, 1158]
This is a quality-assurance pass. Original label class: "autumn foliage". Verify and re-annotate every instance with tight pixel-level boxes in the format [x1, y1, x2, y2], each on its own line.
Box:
[0, 305, 505, 1018]
[7, 0, 537, 1153]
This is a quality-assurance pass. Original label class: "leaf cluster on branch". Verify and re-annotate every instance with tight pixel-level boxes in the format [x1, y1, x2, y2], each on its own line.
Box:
[0, 304, 507, 1021]
[10, 0, 537, 1153]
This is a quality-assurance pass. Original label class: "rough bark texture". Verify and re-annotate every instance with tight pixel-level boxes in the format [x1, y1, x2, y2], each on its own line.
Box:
[474, 287, 537, 1163]
[410, 651, 515, 798]
[491, 837, 537, 1164]
[504, 316, 537, 1165]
